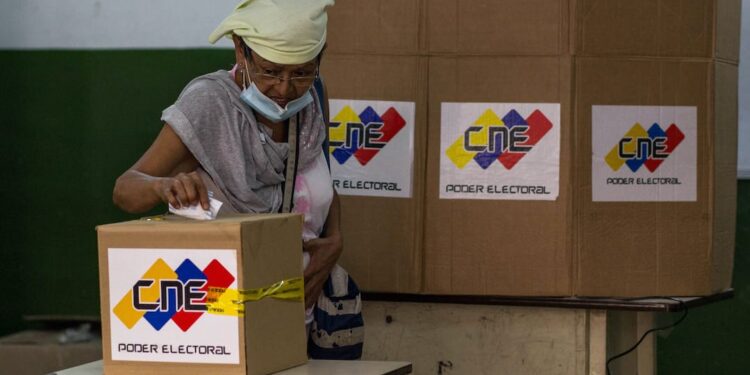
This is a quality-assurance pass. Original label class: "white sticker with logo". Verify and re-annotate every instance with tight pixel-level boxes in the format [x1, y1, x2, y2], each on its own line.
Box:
[439, 103, 560, 200]
[108, 248, 239, 364]
[328, 99, 415, 198]
[592, 105, 697, 202]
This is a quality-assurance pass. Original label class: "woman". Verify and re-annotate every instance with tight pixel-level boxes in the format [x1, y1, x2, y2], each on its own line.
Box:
[112, 0, 363, 359]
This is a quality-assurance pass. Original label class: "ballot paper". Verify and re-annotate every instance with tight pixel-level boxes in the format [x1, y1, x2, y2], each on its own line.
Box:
[168, 193, 223, 220]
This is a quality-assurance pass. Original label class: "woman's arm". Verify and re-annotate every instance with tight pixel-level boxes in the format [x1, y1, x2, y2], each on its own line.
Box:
[113, 124, 209, 213]
[303, 190, 343, 308]
[301, 76, 345, 308]
[324, 190, 341, 239]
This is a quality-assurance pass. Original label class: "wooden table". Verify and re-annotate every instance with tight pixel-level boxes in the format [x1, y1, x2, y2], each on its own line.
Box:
[363, 289, 733, 312]
[52, 359, 412, 375]
[52, 291, 731, 375]
[360, 290, 733, 375]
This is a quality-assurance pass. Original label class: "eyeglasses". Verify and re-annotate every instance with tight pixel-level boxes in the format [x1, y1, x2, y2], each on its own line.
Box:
[241, 46, 319, 89]
[248, 70, 319, 88]
[245, 57, 319, 88]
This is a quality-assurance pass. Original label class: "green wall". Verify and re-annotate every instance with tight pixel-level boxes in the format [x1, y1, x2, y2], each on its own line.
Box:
[0, 50, 747, 373]
[658, 179, 750, 374]
[0, 50, 231, 333]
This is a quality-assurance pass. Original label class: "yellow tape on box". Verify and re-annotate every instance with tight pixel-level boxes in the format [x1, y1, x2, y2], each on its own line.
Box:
[206, 277, 304, 317]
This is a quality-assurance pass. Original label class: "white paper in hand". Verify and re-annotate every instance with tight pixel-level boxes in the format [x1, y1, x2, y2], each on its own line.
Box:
[168, 193, 223, 220]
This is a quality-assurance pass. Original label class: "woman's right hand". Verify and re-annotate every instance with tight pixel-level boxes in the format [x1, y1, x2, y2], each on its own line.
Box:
[153, 171, 210, 210]
[113, 124, 204, 214]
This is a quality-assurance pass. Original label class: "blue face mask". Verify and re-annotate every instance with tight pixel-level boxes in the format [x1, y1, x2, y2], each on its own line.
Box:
[240, 81, 313, 123]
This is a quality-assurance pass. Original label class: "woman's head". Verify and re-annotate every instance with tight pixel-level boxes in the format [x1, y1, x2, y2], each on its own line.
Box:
[232, 34, 321, 105]
[209, 0, 333, 64]
[210, 0, 333, 104]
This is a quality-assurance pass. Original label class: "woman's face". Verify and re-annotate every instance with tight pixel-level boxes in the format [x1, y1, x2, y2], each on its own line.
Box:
[232, 35, 318, 109]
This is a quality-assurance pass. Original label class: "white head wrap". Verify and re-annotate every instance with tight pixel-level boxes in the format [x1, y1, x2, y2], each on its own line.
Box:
[209, 0, 334, 65]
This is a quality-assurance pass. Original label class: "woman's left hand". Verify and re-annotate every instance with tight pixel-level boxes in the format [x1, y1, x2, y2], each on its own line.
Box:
[303, 232, 343, 309]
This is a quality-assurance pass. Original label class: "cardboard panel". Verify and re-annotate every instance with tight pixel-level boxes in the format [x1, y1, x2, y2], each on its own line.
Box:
[321, 54, 426, 293]
[715, 0, 742, 63]
[710, 62, 738, 291]
[320, 0, 738, 299]
[241, 216, 307, 375]
[574, 0, 714, 58]
[574, 58, 713, 296]
[424, 56, 573, 296]
[426, 0, 567, 56]
[326, 0, 421, 55]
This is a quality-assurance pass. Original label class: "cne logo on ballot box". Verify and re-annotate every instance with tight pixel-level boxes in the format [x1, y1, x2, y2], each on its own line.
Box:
[108, 248, 240, 364]
[113, 258, 235, 332]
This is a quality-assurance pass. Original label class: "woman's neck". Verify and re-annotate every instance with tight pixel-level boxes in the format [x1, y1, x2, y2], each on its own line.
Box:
[258, 116, 288, 143]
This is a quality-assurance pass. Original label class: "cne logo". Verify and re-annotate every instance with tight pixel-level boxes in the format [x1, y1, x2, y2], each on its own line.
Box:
[112, 258, 235, 332]
[604, 122, 684, 173]
[446, 108, 553, 170]
[329, 105, 406, 166]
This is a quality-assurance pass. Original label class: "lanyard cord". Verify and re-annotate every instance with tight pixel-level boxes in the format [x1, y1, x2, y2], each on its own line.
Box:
[280, 113, 300, 213]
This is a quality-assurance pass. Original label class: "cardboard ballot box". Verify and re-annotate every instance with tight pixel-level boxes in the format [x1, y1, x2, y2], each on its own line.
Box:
[96, 214, 307, 375]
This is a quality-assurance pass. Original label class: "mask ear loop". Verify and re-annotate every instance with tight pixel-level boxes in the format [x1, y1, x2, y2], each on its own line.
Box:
[241, 58, 252, 90]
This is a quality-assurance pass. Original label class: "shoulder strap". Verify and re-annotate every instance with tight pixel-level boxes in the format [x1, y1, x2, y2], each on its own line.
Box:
[281, 114, 301, 213]
[313, 76, 331, 169]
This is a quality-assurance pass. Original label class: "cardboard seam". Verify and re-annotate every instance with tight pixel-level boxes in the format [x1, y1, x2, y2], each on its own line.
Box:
[326, 51, 568, 58]
[705, 61, 718, 290]
[417, 0, 427, 56]
[416, 0, 426, 293]
[571, 55, 716, 63]
[571, 54, 581, 296]
[711, 0, 720, 61]
[656, 0, 662, 57]
[424, 52, 568, 58]
[97, 239, 112, 362]
[238, 222, 250, 375]
[563, 0, 574, 56]
[712, 60, 720, 253]
[415, 0, 427, 293]
[414, 56, 429, 294]
[569, 54, 579, 296]
[713, 57, 740, 66]
[656, 61, 667, 294]
[557, 0, 563, 56]
[568, 0, 577, 55]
